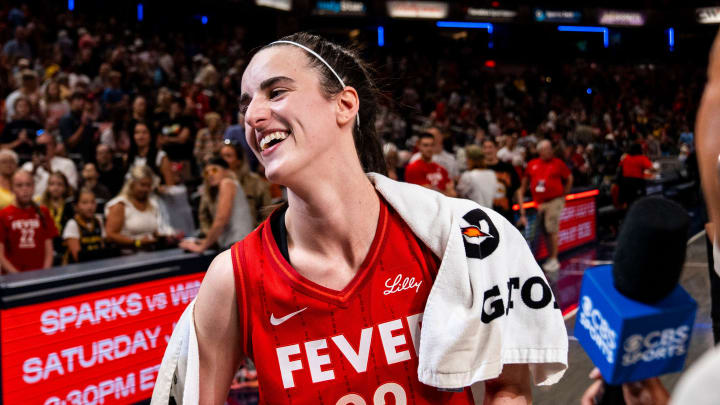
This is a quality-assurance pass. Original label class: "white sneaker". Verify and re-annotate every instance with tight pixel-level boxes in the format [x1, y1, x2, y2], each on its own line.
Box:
[543, 258, 560, 272]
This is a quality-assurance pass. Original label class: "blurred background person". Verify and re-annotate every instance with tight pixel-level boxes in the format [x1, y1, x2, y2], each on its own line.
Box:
[457, 145, 498, 208]
[126, 122, 173, 186]
[39, 80, 70, 134]
[22, 133, 78, 198]
[0, 170, 57, 273]
[483, 137, 522, 223]
[518, 139, 573, 272]
[618, 142, 657, 210]
[35, 171, 74, 263]
[194, 111, 226, 165]
[105, 165, 177, 252]
[219, 141, 271, 226]
[94, 144, 125, 197]
[405, 132, 456, 197]
[158, 97, 194, 182]
[59, 91, 96, 163]
[0, 96, 39, 159]
[63, 187, 108, 264]
[180, 157, 252, 253]
[0, 150, 18, 209]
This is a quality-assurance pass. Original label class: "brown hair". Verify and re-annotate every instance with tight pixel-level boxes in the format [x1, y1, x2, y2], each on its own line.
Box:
[262, 32, 386, 175]
[39, 171, 71, 207]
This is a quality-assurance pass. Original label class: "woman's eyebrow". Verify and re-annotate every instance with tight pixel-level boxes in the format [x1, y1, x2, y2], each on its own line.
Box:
[239, 76, 295, 107]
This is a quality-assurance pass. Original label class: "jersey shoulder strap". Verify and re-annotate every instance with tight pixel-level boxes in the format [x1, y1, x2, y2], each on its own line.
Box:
[230, 225, 263, 357]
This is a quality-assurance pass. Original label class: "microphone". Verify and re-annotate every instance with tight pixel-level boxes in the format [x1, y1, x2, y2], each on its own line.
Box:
[574, 196, 697, 404]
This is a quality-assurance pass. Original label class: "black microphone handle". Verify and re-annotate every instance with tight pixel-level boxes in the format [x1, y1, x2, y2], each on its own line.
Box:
[594, 382, 626, 405]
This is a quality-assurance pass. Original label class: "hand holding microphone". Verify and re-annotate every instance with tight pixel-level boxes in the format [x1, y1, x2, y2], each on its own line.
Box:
[574, 196, 695, 405]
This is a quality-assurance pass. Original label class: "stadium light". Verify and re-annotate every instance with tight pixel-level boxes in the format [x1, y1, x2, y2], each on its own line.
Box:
[68, 0, 74, 11]
[436, 21, 493, 34]
[667, 28, 675, 51]
[137, 3, 143, 21]
[557, 25, 609, 49]
[378, 26, 385, 47]
[201, 15, 208, 25]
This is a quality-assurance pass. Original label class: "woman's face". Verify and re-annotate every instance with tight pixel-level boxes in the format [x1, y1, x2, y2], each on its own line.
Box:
[240, 46, 346, 184]
[47, 82, 59, 99]
[134, 124, 151, 148]
[47, 175, 66, 199]
[131, 177, 153, 201]
[220, 145, 239, 168]
[203, 164, 226, 187]
[0, 157, 17, 176]
[15, 99, 30, 118]
[76, 192, 96, 218]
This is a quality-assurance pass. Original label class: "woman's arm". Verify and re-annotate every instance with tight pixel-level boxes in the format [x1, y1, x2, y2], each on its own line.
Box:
[43, 238, 53, 269]
[484, 364, 532, 405]
[66, 238, 81, 262]
[159, 155, 175, 186]
[0, 243, 19, 273]
[198, 179, 237, 250]
[105, 203, 135, 246]
[195, 250, 243, 404]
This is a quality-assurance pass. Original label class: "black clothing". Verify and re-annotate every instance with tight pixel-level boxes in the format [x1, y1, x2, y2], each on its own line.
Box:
[1, 119, 41, 158]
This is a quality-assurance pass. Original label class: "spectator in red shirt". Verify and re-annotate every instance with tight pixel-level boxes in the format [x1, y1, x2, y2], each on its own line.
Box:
[0, 170, 58, 273]
[404, 132, 456, 197]
[518, 139, 573, 272]
[618, 143, 656, 208]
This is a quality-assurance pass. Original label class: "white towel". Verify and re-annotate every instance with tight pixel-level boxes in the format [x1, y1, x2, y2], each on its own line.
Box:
[368, 173, 568, 389]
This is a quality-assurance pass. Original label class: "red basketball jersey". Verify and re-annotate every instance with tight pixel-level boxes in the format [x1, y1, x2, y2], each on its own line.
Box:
[231, 199, 474, 404]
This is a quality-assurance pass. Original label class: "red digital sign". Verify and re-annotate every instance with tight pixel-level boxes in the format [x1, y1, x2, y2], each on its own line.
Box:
[533, 196, 597, 259]
[1, 272, 205, 405]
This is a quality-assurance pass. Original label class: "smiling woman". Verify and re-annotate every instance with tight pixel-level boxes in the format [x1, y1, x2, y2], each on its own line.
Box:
[153, 33, 564, 405]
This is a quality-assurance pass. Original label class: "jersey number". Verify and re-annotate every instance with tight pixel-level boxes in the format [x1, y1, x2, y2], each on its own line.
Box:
[20, 228, 35, 248]
[336, 382, 406, 405]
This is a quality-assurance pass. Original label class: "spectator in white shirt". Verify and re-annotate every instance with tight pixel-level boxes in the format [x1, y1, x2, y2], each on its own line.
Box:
[21, 133, 78, 198]
[457, 145, 498, 208]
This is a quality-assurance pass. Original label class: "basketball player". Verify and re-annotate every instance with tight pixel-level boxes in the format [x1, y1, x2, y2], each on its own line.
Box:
[155, 33, 567, 405]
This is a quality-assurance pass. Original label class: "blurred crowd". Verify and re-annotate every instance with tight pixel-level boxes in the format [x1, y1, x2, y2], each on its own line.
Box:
[0, 2, 704, 274]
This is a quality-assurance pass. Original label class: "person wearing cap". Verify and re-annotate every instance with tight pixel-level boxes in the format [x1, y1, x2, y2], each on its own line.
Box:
[457, 144, 498, 208]
[59, 91, 96, 162]
[179, 156, 252, 253]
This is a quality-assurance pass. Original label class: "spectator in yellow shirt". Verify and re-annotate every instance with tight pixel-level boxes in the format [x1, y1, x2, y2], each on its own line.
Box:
[0, 150, 18, 209]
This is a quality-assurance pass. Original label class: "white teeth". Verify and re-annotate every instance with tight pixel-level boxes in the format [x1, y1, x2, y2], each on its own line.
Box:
[259, 131, 289, 151]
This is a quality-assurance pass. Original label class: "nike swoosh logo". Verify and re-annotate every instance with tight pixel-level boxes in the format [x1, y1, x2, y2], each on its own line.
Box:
[270, 307, 308, 326]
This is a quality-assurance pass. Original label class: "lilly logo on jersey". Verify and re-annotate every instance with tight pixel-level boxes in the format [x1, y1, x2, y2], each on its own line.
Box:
[383, 274, 422, 295]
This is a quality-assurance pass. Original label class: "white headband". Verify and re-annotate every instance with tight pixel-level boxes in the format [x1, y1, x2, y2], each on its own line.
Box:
[270, 40, 360, 127]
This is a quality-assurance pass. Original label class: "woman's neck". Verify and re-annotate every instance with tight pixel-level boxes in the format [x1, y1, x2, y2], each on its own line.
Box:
[138, 145, 149, 157]
[284, 160, 380, 271]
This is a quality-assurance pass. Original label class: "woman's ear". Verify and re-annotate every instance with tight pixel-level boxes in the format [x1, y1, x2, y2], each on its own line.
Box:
[336, 86, 360, 128]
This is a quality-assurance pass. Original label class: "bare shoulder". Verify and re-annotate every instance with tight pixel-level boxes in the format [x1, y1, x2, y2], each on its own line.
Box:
[194, 249, 237, 334]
